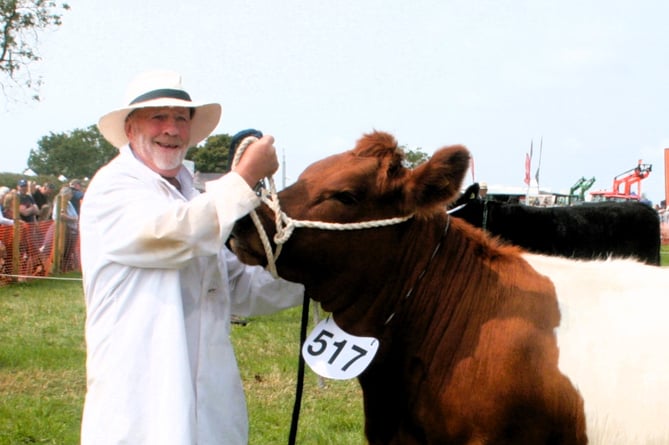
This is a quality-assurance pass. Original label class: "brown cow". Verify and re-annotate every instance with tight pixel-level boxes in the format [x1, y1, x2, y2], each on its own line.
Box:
[232, 131, 669, 444]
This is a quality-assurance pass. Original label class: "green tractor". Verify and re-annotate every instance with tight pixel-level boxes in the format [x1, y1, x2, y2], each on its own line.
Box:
[568, 176, 596, 204]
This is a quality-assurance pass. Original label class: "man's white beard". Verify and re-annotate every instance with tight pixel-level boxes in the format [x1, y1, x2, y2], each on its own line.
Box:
[135, 134, 187, 172]
[153, 148, 186, 171]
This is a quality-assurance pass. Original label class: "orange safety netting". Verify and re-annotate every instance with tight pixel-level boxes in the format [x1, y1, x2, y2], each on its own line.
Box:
[0, 220, 80, 286]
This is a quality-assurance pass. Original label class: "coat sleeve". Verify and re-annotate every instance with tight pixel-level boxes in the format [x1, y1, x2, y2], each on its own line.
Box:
[83, 169, 259, 270]
[223, 248, 305, 317]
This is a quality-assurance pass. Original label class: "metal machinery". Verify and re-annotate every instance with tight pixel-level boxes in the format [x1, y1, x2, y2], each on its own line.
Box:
[590, 160, 652, 202]
[568, 176, 596, 204]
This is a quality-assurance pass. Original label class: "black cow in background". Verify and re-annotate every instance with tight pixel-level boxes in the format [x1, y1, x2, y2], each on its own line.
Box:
[448, 183, 661, 265]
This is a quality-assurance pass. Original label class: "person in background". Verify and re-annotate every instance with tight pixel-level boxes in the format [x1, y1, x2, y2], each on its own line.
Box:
[69, 178, 84, 214]
[16, 179, 38, 223]
[57, 186, 80, 269]
[0, 239, 6, 270]
[0, 186, 14, 225]
[479, 182, 488, 200]
[1, 189, 15, 220]
[41, 186, 79, 267]
[32, 182, 56, 221]
[79, 70, 305, 445]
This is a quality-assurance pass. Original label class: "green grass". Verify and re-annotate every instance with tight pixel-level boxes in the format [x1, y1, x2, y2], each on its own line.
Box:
[1, 246, 668, 444]
[0, 275, 86, 445]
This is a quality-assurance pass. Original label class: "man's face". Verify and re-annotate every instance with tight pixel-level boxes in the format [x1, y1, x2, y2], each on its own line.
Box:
[124, 106, 192, 177]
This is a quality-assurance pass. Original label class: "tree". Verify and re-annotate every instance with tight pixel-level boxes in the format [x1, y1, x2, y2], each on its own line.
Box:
[27, 125, 117, 179]
[403, 146, 429, 168]
[0, 0, 70, 102]
[187, 133, 232, 173]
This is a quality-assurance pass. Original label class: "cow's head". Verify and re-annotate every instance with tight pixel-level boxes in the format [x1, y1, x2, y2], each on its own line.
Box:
[232, 131, 470, 309]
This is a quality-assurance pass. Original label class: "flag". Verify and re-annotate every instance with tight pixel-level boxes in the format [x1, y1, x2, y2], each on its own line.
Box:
[524, 140, 533, 185]
[534, 137, 543, 185]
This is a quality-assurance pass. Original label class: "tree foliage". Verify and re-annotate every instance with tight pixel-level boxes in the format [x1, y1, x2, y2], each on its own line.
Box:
[403, 146, 429, 168]
[0, 0, 70, 102]
[187, 133, 232, 173]
[27, 125, 117, 179]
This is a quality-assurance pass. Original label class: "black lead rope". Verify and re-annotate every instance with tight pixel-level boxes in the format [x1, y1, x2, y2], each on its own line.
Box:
[288, 293, 311, 445]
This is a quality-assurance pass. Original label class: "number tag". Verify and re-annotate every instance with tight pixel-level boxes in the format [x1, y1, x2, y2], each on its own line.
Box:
[302, 316, 379, 380]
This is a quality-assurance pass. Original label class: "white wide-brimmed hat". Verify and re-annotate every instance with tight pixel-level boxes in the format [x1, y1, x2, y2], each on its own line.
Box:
[98, 70, 222, 148]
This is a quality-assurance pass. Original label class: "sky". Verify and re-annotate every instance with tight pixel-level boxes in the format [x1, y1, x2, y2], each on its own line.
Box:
[3, 0, 669, 205]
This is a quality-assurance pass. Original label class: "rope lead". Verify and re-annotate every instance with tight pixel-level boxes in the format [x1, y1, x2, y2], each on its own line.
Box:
[232, 136, 282, 277]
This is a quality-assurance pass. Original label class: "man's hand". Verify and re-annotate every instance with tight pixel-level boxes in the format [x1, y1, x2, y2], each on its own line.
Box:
[228, 129, 264, 172]
[232, 134, 279, 188]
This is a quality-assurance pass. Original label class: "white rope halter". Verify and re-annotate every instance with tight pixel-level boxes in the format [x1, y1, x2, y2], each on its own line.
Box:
[232, 136, 413, 277]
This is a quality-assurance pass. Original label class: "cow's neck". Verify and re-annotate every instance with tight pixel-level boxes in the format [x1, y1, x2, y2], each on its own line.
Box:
[329, 214, 452, 339]
[381, 215, 452, 327]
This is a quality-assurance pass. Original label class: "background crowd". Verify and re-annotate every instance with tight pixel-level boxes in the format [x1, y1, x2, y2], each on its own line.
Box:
[0, 178, 85, 282]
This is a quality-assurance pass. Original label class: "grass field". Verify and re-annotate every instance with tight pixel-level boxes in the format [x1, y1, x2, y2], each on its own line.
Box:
[1, 247, 668, 444]
[0, 276, 86, 445]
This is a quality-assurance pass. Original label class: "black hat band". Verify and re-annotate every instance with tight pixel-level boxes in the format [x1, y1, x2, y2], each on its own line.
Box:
[130, 88, 192, 105]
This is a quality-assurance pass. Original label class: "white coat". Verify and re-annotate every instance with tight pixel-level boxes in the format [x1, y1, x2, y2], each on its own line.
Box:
[79, 145, 304, 445]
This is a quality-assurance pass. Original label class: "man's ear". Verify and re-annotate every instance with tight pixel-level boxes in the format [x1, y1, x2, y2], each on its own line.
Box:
[124, 118, 133, 139]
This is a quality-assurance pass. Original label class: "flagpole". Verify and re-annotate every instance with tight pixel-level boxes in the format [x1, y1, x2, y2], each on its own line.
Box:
[535, 136, 543, 191]
[525, 139, 533, 203]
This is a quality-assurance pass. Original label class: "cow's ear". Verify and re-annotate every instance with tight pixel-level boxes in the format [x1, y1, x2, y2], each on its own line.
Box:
[405, 145, 470, 215]
[469, 183, 480, 200]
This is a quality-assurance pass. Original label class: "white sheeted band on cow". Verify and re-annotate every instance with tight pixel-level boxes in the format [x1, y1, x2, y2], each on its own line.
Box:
[232, 136, 414, 277]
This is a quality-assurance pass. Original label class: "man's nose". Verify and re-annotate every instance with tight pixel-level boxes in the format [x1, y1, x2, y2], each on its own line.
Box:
[163, 117, 181, 135]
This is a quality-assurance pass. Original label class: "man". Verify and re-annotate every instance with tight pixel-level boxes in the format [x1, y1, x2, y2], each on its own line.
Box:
[32, 182, 56, 220]
[79, 70, 304, 445]
[479, 182, 488, 200]
[68, 178, 84, 214]
[0, 186, 13, 225]
[16, 179, 38, 222]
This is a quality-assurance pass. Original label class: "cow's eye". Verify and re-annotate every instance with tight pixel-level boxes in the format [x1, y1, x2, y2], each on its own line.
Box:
[332, 191, 358, 205]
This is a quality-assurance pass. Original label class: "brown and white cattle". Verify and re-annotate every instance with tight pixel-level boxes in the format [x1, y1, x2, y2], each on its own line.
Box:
[232, 131, 669, 445]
